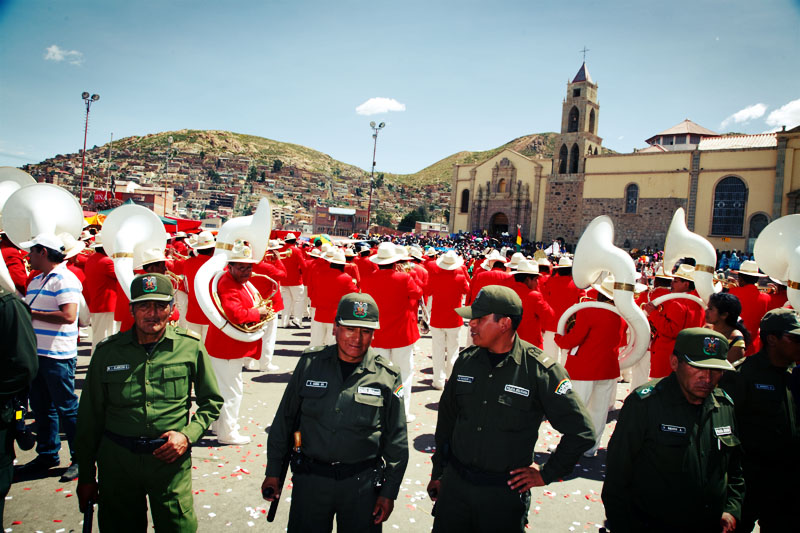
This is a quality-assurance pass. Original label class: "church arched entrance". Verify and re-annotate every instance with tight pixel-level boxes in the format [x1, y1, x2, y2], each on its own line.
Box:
[490, 212, 509, 235]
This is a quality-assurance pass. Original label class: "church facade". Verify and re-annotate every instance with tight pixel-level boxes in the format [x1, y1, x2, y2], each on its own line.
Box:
[449, 63, 800, 252]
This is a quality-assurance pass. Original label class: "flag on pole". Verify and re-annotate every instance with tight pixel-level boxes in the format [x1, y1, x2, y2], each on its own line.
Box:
[515, 225, 522, 251]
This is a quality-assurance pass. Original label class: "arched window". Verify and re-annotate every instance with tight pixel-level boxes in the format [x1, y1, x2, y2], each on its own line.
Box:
[711, 176, 747, 236]
[497, 179, 506, 193]
[558, 145, 568, 174]
[569, 144, 579, 174]
[748, 213, 769, 238]
[589, 109, 596, 135]
[568, 107, 579, 133]
[625, 183, 638, 214]
[460, 189, 469, 213]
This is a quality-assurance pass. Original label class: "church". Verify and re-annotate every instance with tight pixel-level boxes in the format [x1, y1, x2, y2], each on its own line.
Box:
[448, 63, 800, 252]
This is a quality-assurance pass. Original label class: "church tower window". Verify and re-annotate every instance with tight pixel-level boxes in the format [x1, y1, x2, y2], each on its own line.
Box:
[568, 107, 580, 133]
[589, 109, 596, 135]
[711, 176, 747, 236]
[558, 145, 568, 174]
[569, 144, 579, 174]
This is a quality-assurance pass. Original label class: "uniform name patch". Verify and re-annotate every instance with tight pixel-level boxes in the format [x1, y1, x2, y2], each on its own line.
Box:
[457, 375, 474, 384]
[755, 383, 775, 391]
[358, 386, 381, 396]
[306, 380, 328, 388]
[714, 426, 732, 436]
[504, 384, 530, 397]
[660, 424, 687, 434]
[106, 364, 130, 372]
[555, 378, 573, 395]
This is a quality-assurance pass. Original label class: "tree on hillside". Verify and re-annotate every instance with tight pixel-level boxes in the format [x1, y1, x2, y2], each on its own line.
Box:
[248, 166, 257, 181]
[375, 211, 393, 229]
[207, 169, 221, 183]
[199, 150, 206, 160]
[374, 173, 385, 188]
[397, 206, 429, 232]
[272, 159, 283, 172]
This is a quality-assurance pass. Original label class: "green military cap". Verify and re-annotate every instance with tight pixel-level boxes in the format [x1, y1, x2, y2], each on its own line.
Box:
[336, 292, 380, 329]
[130, 273, 174, 304]
[673, 327, 733, 371]
[760, 308, 800, 336]
[456, 285, 522, 320]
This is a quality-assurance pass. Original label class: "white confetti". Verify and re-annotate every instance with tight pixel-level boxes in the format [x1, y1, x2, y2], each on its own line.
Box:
[247, 521, 254, 527]
[208, 512, 216, 517]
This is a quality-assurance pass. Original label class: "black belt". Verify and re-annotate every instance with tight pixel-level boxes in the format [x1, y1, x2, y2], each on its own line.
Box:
[292, 453, 378, 480]
[450, 454, 510, 487]
[104, 430, 168, 454]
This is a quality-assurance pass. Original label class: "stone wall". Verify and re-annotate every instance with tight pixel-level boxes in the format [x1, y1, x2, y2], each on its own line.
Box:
[542, 176, 584, 245]
[582, 197, 686, 249]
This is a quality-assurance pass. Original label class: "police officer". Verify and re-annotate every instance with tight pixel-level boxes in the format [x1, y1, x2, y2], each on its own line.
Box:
[602, 328, 744, 533]
[74, 273, 223, 532]
[721, 308, 800, 531]
[262, 292, 409, 532]
[0, 284, 37, 526]
[427, 285, 594, 533]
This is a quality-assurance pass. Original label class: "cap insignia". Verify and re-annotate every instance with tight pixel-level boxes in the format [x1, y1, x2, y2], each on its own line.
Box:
[142, 276, 157, 293]
[703, 336, 719, 356]
[353, 301, 368, 318]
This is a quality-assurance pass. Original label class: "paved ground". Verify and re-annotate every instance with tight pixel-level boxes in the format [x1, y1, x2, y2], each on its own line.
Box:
[6, 322, 628, 532]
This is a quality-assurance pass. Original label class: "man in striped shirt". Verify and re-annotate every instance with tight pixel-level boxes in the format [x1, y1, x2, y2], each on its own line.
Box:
[16, 233, 83, 482]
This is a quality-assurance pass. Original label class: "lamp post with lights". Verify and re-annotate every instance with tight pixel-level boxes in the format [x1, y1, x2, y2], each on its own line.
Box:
[79, 92, 99, 205]
[366, 121, 385, 233]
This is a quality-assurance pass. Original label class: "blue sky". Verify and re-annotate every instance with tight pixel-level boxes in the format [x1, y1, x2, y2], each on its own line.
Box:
[1, 0, 799, 174]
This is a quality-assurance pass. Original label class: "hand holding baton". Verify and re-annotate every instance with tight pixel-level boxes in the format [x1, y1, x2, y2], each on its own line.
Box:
[262, 431, 301, 523]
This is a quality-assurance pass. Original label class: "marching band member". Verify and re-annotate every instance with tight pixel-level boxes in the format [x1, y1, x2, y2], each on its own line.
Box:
[1, 231, 28, 295]
[629, 266, 672, 390]
[541, 256, 584, 364]
[183, 231, 215, 342]
[307, 247, 358, 347]
[353, 243, 377, 280]
[361, 243, 423, 421]
[204, 243, 269, 445]
[728, 260, 771, 355]
[427, 251, 470, 390]
[246, 240, 286, 372]
[84, 234, 119, 352]
[278, 233, 306, 329]
[509, 260, 553, 349]
[556, 275, 626, 457]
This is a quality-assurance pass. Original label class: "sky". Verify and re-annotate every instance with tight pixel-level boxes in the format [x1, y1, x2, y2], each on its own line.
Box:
[1, 0, 799, 175]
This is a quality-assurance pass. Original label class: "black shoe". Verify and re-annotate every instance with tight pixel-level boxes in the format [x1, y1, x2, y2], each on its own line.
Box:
[60, 462, 79, 482]
[14, 455, 60, 480]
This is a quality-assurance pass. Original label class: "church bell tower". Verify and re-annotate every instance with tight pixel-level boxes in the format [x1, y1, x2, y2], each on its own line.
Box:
[554, 62, 602, 175]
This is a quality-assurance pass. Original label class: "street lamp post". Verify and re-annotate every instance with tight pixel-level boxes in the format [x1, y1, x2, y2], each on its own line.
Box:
[366, 121, 385, 233]
[79, 92, 100, 205]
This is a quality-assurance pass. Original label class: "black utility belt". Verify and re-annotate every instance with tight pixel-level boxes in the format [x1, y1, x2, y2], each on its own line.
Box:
[104, 430, 168, 454]
[450, 455, 510, 487]
[291, 453, 378, 480]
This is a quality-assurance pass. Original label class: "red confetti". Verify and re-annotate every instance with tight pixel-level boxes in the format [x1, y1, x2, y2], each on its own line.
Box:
[54, 519, 63, 522]
[55, 488, 63, 492]
[12, 521, 21, 525]
[23, 487, 31, 491]
[66, 494, 73, 498]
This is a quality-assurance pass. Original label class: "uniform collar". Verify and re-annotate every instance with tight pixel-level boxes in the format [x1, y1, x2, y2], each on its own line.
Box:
[661, 372, 722, 411]
[324, 344, 378, 374]
[119, 324, 176, 348]
[483, 335, 524, 367]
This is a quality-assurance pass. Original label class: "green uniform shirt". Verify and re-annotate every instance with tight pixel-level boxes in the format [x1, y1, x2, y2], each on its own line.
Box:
[431, 335, 594, 484]
[75, 326, 223, 481]
[0, 288, 38, 425]
[266, 344, 409, 500]
[721, 351, 799, 479]
[602, 375, 745, 532]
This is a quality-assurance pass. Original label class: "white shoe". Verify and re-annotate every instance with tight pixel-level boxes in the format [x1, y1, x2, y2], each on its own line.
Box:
[406, 414, 417, 423]
[431, 381, 444, 390]
[262, 364, 279, 372]
[218, 432, 251, 445]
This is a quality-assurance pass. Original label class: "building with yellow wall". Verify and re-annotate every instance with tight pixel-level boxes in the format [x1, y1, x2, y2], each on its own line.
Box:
[449, 63, 800, 252]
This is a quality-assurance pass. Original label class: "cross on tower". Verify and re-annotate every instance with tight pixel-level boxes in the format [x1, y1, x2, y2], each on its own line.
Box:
[580, 46, 590, 62]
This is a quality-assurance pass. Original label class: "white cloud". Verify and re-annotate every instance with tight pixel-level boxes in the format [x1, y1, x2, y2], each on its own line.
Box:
[765, 98, 800, 130]
[355, 97, 406, 116]
[44, 44, 84, 66]
[720, 103, 767, 130]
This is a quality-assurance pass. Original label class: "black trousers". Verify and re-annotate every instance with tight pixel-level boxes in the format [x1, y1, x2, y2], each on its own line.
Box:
[288, 470, 380, 533]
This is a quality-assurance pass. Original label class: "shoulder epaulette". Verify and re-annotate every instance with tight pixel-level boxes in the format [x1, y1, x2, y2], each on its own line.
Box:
[374, 355, 400, 376]
[527, 346, 556, 369]
[174, 327, 201, 340]
[635, 379, 663, 399]
[302, 345, 328, 357]
[458, 345, 480, 358]
[715, 388, 734, 405]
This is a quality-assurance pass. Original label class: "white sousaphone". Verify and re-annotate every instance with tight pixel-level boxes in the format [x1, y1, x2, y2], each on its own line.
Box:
[753, 214, 800, 310]
[4, 183, 84, 248]
[101, 204, 169, 299]
[556, 215, 651, 369]
[194, 197, 273, 342]
[651, 207, 713, 309]
[0, 167, 37, 294]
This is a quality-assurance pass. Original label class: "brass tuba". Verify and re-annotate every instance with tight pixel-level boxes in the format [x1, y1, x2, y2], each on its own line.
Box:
[4, 183, 84, 247]
[661, 207, 717, 303]
[194, 198, 273, 342]
[100, 204, 169, 299]
[753, 214, 800, 310]
[556, 215, 651, 369]
[0, 167, 36, 294]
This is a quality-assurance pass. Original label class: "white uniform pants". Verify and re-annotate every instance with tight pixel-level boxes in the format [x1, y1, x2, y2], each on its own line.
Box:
[209, 357, 244, 439]
[280, 285, 306, 326]
[309, 320, 334, 348]
[628, 350, 652, 392]
[185, 322, 209, 343]
[571, 379, 617, 455]
[373, 345, 414, 418]
[430, 326, 461, 386]
[542, 330, 563, 364]
[91, 312, 119, 353]
[175, 290, 189, 329]
[246, 319, 278, 370]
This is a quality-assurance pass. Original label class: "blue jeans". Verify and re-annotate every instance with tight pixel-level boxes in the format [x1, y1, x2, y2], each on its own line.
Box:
[29, 357, 78, 462]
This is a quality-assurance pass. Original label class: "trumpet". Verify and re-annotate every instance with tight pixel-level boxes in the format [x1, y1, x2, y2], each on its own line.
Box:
[165, 270, 185, 287]
[264, 249, 292, 261]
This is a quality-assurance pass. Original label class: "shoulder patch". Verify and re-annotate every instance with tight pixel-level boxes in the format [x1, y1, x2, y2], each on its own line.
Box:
[635, 379, 662, 399]
[527, 346, 556, 369]
[715, 388, 734, 405]
[375, 355, 400, 376]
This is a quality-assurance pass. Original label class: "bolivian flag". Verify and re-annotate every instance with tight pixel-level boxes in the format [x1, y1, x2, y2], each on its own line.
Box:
[516, 226, 522, 251]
